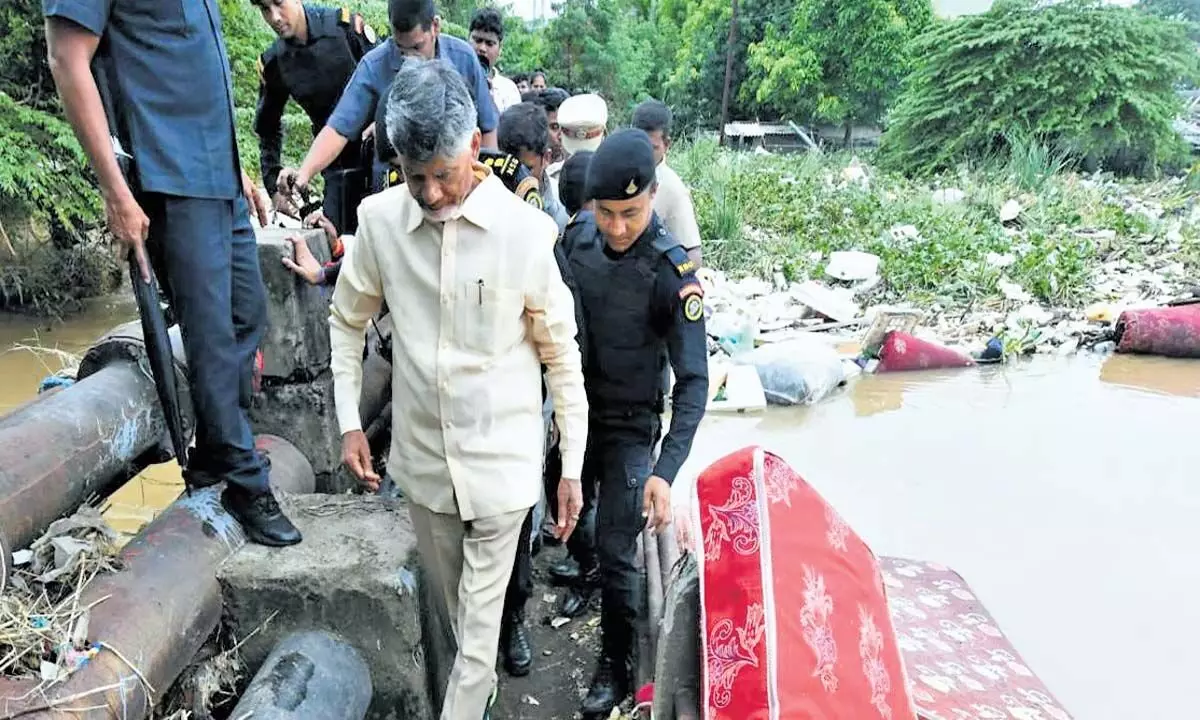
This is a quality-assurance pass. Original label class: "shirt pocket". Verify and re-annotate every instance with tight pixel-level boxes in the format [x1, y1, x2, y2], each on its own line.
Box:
[456, 282, 524, 356]
[125, 0, 189, 35]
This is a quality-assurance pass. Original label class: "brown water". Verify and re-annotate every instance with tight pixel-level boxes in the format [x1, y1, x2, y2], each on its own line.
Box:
[3, 302, 1199, 719]
[0, 294, 183, 535]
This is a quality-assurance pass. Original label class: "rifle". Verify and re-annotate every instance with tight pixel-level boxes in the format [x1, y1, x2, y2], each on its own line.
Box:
[92, 54, 191, 475]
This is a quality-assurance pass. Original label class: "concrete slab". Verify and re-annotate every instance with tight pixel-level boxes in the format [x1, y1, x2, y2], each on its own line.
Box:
[256, 228, 332, 381]
[218, 494, 453, 720]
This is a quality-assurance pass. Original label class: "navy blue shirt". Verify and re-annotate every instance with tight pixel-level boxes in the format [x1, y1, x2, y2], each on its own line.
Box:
[43, 0, 241, 199]
[327, 34, 498, 185]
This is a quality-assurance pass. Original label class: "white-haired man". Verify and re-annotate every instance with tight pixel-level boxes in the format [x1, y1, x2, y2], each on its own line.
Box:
[328, 59, 588, 719]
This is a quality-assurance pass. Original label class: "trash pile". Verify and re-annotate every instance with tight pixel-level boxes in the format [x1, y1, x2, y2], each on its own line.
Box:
[0, 506, 122, 685]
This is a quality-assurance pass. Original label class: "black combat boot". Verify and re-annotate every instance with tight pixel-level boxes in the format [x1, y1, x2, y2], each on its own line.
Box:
[559, 563, 599, 617]
[548, 557, 579, 585]
[222, 485, 302, 547]
[501, 610, 532, 677]
[580, 654, 631, 718]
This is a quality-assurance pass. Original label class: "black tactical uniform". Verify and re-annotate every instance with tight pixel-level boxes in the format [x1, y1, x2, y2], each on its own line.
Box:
[255, 5, 376, 233]
[565, 130, 708, 717]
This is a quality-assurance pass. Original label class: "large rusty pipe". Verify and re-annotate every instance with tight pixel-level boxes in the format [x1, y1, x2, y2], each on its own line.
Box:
[227, 631, 372, 720]
[0, 361, 166, 579]
[643, 528, 664, 661]
[0, 434, 315, 720]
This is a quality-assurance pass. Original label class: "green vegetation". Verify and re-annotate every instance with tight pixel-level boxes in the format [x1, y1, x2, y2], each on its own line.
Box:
[879, 0, 1199, 176]
[674, 141, 1200, 309]
[1, 0, 1198, 315]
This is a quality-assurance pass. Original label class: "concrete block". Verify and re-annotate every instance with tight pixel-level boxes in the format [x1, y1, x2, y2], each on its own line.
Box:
[256, 228, 332, 381]
[218, 495, 455, 720]
[249, 371, 354, 493]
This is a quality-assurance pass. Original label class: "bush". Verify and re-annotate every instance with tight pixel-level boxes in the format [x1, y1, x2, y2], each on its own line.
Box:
[879, 0, 1200, 177]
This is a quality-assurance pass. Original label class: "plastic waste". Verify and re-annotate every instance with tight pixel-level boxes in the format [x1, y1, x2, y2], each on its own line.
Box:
[737, 335, 846, 406]
[708, 307, 757, 357]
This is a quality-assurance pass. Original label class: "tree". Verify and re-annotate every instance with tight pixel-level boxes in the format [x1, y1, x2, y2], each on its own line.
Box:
[1140, 0, 1200, 23]
[743, 0, 932, 145]
[878, 0, 1200, 175]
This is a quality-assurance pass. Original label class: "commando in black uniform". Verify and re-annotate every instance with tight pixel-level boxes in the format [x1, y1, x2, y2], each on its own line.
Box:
[254, 4, 376, 232]
[564, 129, 708, 717]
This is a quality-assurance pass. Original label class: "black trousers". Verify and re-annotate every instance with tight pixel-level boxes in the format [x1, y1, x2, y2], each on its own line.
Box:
[321, 167, 366, 235]
[586, 417, 661, 660]
[503, 509, 534, 615]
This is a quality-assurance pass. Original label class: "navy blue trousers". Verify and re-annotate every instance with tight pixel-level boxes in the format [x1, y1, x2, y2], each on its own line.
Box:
[143, 193, 269, 492]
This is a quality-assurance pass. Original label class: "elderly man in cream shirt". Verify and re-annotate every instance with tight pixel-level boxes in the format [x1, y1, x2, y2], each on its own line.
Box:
[328, 60, 588, 720]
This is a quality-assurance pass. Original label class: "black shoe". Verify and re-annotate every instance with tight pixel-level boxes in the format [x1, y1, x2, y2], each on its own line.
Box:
[580, 656, 628, 718]
[559, 585, 594, 618]
[501, 612, 532, 677]
[548, 558, 579, 585]
[222, 485, 302, 547]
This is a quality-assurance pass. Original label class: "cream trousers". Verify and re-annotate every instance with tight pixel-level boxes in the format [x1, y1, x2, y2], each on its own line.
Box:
[408, 502, 529, 720]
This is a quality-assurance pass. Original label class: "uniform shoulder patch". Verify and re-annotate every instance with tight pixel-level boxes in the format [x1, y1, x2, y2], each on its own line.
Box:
[338, 7, 351, 25]
[680, 282, 705, 322]
[516, 176, 543, 210]
[256, 55, 265, 83]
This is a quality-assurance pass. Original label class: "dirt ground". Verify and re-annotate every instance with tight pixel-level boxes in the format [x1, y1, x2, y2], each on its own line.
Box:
[492, 539, 604, 720]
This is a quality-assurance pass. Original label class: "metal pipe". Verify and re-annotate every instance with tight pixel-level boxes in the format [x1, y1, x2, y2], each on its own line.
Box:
[227, 631, 371, 720]
[0, 435, 315, 720]
[0, 361, 166, 579]
[658, 521, 681, 587]
[643, 529, 664, 661]
[358, 344, 392, 430]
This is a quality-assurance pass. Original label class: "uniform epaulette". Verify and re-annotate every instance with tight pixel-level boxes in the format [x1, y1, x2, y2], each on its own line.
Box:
[480, 151, 522, 184]
[338, 6, 351, 25]
[652, 226, 696, 276]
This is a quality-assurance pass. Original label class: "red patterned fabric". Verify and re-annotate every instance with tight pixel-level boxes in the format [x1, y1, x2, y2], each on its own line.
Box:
[880, 557, 1073, 720]
[1115, 305, 1200, 358]
[876, 331, 975, 373]
[695, 446, 916, 719]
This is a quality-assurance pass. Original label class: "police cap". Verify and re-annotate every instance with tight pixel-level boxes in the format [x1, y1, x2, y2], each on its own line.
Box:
[558, 93, 608, 155]
[585, 129, 656, 202]
[559, 150, 593, 216]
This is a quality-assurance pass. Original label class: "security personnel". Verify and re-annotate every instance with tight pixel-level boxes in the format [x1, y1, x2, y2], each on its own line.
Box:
[278, 0, 499, 201]
[544, 93, 607, 200]
[253, 0, 377, 233]
[564, 129, 708, 718]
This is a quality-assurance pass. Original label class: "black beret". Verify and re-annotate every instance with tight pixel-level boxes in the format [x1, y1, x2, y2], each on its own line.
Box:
[584, 129, 656, 202]
[558, 150, 593, 216]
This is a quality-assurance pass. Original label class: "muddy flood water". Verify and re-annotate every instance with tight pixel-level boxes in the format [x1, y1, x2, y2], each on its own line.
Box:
[3, 295, 1199, 720]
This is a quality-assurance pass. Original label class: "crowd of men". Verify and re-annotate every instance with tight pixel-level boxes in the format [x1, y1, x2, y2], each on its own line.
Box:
[42, 0, 708, 718]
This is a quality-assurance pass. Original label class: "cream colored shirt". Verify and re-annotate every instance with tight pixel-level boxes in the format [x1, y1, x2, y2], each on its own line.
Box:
[490, 73, 523, 113]
[329, 168, 588, 521]
[655, 162, 702, 250]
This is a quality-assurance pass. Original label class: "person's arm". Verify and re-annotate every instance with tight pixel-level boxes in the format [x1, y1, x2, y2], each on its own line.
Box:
[329, 211, 384, 435]
[527, 227, 588, 482]
[254, 53, 289, 195]
[44, 10, 154, 280]
[652, 269, 708, 484]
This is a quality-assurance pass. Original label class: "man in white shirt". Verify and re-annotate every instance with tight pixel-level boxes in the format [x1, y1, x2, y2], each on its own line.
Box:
[469, 7, 521, 112]
[632, 99, 702, 266]
[329, 59, 588, 720]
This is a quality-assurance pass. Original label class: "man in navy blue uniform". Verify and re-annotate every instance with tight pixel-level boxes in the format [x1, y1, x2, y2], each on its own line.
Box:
[44, 0, 301, 546]
[252, 0, 377, 232]
[277, 0, 498, 198]
[563, 129, 708, 717]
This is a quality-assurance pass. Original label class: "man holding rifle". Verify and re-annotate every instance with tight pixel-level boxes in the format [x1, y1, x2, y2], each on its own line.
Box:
[43, 0, 302, 547]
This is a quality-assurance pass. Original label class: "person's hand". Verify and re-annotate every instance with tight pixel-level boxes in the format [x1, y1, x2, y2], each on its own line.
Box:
[241, 170, 269, 226]
[303, 209, 338, 247]
[341, 430, 380, 491]
[281, 235, 324, 285]
[643, 475, 672, 534]
[674, 508, 694, 553]
[362, 122, 376, 143]
[273, 190, 300, 219]
[105, 192, 151, 283]
[277, 167, 309, 196]
[554, 476, 583, 542]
